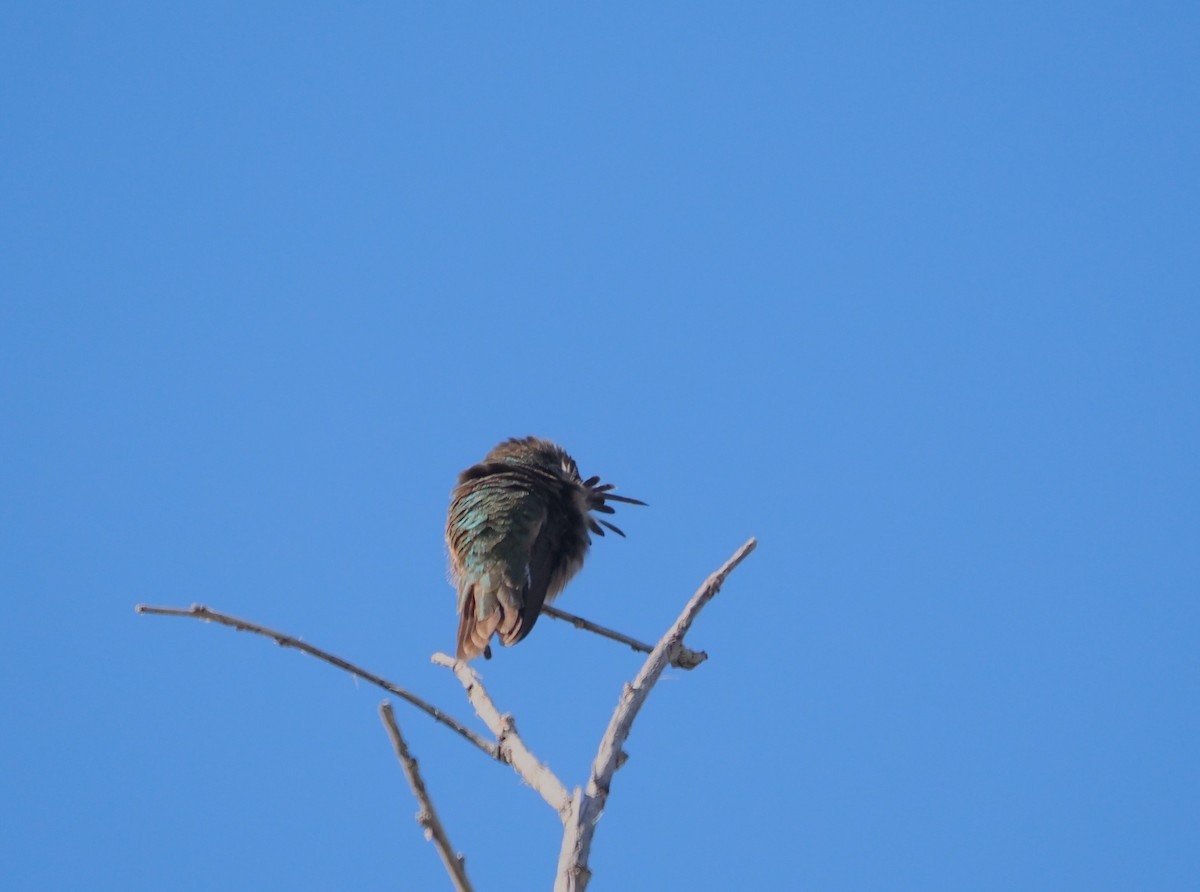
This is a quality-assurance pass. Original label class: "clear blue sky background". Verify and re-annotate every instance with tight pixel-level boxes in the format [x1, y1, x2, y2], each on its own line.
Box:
[2, 4, 1197, 890]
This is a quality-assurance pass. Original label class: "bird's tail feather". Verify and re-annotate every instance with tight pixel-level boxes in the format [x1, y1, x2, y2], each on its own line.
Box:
[455, 576, 523, 661]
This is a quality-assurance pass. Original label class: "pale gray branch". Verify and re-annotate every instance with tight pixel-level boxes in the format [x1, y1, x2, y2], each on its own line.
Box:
[137, 534, 757, 892]
[432, 652, 573, 821]
[540, 605, 708, 670]
[135, 603, 497, 759]
[554, 537, 758, 892]
[379, 702, 474, 892]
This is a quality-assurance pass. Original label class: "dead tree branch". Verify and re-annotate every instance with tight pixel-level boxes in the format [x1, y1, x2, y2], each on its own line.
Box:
[379, 702, 474, 892]
[540, 605, 708, 669]
[138, 535, 757, 891]
[432, 652, 573, 821]
[135, 603, 497, 759]
[554, 536, 758, 892]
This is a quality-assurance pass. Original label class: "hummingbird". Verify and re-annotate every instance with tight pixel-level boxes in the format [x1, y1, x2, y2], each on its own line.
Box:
[446, 436, 645, 661]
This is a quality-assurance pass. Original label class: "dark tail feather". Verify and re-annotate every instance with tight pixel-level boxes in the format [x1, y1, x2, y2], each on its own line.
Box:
[599, 519, 626, 537]
[600, 492, 647, 505]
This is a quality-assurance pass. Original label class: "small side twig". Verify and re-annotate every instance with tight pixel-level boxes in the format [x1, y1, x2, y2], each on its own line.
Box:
[540, 605, 708, 670]
[554, 536, 757, 892]
[379, 702, 473, 892]
[135, 603, 497, 759]
[432, 652, 573, 822]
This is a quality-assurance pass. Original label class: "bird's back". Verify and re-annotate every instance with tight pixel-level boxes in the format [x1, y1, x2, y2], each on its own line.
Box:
[446, 467, 551, 659]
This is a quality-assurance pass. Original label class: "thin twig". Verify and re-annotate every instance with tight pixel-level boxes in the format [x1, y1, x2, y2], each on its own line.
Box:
[540, 605, 708, 670]
[554, 537, 758, 892]
[379, 702, 474, 892]
[432, 652, 573, 821]
[135, 603, 497, 759]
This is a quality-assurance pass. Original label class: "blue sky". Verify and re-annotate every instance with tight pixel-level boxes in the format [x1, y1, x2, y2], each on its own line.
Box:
[2, 3, 1197, 890]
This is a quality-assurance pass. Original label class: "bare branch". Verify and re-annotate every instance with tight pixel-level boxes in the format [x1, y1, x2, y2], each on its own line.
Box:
[379, 702, 474, 892]
[135, 603, 497, 759]
[554, 537, 758, 892]
[138, 534, 756, 892]
[432, 652, 573, 821]
[540, 605, 708, 670]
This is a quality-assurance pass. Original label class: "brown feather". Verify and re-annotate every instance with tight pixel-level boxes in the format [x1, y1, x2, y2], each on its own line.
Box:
[456, 587, 502, 661]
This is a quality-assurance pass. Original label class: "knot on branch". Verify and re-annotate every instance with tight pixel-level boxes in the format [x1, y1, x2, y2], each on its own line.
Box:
[669, 641, 708, 670]
[498, 713, 518, 740]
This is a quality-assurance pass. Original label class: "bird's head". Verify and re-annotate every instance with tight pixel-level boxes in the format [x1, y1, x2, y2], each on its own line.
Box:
[481, 436, 646, 537]
[483, 436, 582, 484]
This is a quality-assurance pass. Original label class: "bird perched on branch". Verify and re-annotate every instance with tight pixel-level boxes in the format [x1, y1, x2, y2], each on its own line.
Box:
[446, 436, 645, 661]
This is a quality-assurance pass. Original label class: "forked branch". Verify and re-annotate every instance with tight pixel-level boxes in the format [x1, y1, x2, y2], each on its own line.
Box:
[540, 605, 708, 669]
[137, 535, 758, 892]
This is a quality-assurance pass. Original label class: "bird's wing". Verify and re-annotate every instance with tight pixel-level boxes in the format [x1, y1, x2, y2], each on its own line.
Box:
[504, 500, 568, 646]
[499, 499, 546, 648]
